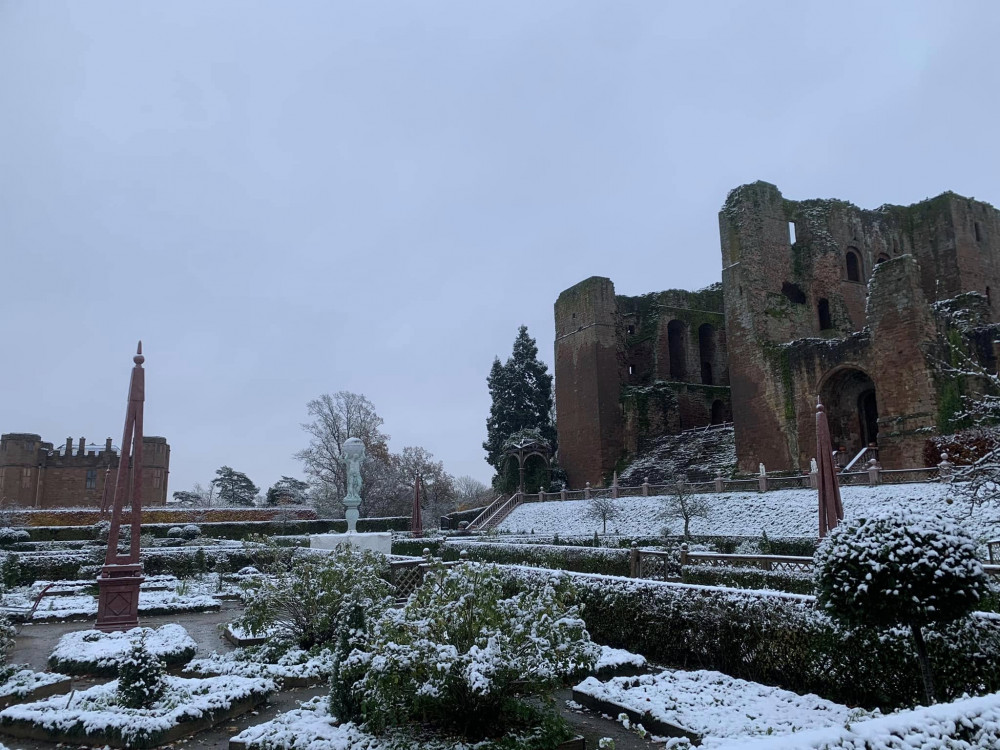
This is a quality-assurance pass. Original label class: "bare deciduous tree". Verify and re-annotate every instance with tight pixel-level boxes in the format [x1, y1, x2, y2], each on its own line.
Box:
[296, 392, 393, 517]
[659, 475, 710, 540]
[584, 495, 621, 535]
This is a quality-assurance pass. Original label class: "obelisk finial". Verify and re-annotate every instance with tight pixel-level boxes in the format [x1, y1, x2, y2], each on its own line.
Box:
[134, 341, 144, 366]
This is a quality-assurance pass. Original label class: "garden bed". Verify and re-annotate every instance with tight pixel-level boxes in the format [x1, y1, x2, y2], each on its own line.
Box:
[573, 669, 876, 746]
[49, 624, 198, 676]
[4, 585, 221, 622]
[186, 645, 334, 687]
[0, 674, 273, 748]
[222, 623, 274, 647]
[229, 695, 585, 750]
[0, 669, 71, 709]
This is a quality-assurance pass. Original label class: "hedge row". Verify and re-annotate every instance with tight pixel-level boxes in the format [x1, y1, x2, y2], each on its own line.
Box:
[503, 566, 1000, 711]
[476, 533, 818, 556]
[8, 506, 320, 527]
[681, 564, 816, 595]
[23, 516, 413, 543]
[439, 541, 632, 577]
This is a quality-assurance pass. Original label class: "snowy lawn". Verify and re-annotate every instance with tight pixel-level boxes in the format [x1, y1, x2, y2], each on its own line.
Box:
[712, 690, 1000, 749]
[0, 674, 273, 749]
[186, 644, 335, 686]
[49, 624, 197, 676]
[573, 669, 876, 747]
[499, 483, 1000, 544]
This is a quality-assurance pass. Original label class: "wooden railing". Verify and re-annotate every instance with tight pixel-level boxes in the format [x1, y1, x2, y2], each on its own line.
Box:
[467, 493, 523, 531]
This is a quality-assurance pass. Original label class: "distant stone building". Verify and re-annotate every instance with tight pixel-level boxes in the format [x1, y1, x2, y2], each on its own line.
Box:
[555, 182, 1000, 488]
[0, 433, 170, 508]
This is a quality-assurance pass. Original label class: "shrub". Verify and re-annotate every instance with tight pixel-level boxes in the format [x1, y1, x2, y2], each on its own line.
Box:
[116, 634, 165, 709]
[339, 562, 598, 743]
[166, 527, 183, 539]
[235, 546, 394, 651]
[439, 542, 632, 577]
[815, 511, 993, 704]
[92, 520, 111, 542]
[180, 524, 201, 540]
[0, 528, 29, 546]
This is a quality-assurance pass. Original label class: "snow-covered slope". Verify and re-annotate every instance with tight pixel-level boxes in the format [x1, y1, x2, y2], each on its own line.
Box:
[620, 426, 736, 484]
[498, 483, 1000, 541]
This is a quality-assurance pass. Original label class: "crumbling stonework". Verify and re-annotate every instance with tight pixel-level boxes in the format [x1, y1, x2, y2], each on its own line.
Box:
[0, 433, 170, 508]
[555, 278, 731, 488]
[556, 182, 1000, 484]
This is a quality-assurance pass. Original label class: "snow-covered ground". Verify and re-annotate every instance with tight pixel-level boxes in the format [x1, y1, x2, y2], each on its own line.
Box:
[187, 646, 335, 683]
[575, 669, 875, 747]
[713, 691, 1000, 749]
[498, 483, 1000, 542]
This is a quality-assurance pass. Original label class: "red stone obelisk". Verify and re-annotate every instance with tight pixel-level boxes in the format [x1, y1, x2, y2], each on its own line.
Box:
[95, 342, 147, 632]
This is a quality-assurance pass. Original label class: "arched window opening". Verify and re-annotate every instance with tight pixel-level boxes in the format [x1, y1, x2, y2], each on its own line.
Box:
[698, 323, 716, 385]
[667, 320, 688, 381]
[988, 286, 992, 306]
[846, 250, 862, 282]
[711, 400, 726, 425]
[875, 253, 890, 265]
[820, 368, 878, 460]
[818, 298, 833, 331]
[976, 222, 982, 243]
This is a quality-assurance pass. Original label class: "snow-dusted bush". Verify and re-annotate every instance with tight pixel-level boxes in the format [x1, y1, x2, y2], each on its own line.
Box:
[0, 528, 29, 546]
[180, 524, 201, 540]
[166, 526, 183, 539]
[815, 511, 993, 704]
[235, 546, 393, 651]
[338, 561, 598, 743]
[92, 520, 111, 542]
[503, 565, 1000, 710]
[116, 634, 165, 709]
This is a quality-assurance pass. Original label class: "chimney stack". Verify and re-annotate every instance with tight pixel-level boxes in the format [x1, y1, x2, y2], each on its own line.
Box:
[65, 437, 73, 456]
[78, 437, 85, 456]
[105, 437, 113, 453]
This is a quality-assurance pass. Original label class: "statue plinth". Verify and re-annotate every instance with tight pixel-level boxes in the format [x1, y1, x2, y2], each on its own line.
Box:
[95, 564, 144, 632]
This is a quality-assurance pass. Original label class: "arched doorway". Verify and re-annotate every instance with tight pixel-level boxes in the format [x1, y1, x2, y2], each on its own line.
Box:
[698, 324, 716, 385]
[819, 367, 879, 458]
[711, 399, 726, 425]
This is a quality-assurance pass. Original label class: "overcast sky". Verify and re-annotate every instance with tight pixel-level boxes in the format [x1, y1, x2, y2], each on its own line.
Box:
[2, 1, 999, 496]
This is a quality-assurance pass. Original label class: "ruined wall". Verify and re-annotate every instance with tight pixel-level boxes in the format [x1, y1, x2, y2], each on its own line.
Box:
[721, 182, 1000, 472]
[0, 433, 170, 508]
[555, 279, 732, 486]
[554, 277, 624, 488]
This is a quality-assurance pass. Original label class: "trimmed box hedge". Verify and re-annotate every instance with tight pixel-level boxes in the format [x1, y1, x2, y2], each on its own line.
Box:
[503, 566, 1000, 711]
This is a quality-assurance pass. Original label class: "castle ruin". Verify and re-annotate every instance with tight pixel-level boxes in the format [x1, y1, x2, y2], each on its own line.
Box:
[555, 182, 1000, 488]
[0, 433, 170, 508]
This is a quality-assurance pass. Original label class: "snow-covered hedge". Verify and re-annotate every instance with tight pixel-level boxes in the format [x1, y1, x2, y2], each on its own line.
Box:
[714, 691, 1000, 749]
[440, 541, 632, 577]
[503, 566, 1000, 710]
[682, 564, 815, 595]
[49, 624, 197, 676]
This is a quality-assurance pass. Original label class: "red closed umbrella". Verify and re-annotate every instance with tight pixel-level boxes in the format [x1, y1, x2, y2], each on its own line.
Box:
[816, 398, 845, 538]
[411, 474, 423, 538]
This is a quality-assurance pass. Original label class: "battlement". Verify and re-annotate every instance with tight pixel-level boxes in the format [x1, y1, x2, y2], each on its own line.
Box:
[0, 431, 170, 508]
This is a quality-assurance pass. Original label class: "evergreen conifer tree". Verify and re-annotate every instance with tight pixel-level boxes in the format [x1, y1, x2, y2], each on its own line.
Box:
[483, 326, 556, 491]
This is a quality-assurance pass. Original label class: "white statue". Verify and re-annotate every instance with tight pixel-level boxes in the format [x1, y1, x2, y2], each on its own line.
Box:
[341, 437, 365, 532]
[758, 462, 766, 477]
[810, 457, 818, 473]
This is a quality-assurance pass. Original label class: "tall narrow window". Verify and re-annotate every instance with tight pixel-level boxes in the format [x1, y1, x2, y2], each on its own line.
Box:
[667, 320, 688, 380]
[788, 222, 797, 244]
[698, 323, 717, 385]
[846, 250, 861, 282]
[975, 222, 982, 243]
[85, 469, 97, 489]
[818, 298, 833, 330]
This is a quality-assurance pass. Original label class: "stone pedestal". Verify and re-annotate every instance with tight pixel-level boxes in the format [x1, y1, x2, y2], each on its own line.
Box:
[310, 532, 391, 555]
[95, 563, 144, 632]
